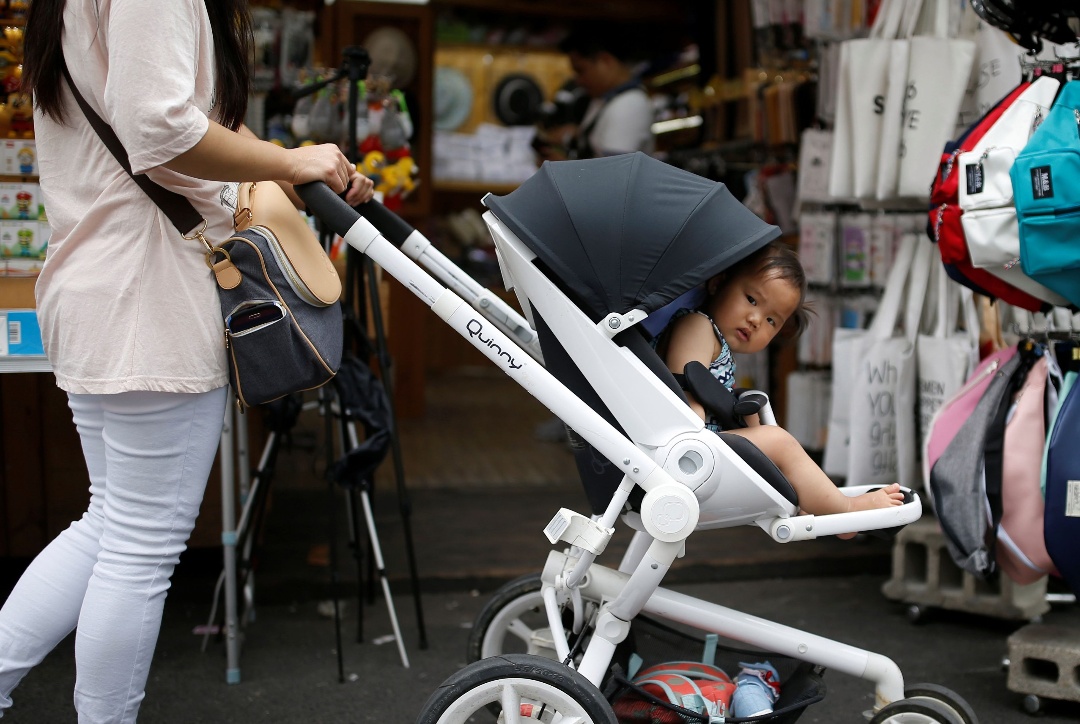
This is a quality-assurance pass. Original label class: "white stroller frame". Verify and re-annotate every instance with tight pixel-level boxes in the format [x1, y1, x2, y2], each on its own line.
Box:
[297, 170, 948, 721]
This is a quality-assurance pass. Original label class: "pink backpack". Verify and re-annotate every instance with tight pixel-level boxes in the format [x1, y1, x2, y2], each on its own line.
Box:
[997, 356, 1060, 584]
[923, 345, 1018, 496]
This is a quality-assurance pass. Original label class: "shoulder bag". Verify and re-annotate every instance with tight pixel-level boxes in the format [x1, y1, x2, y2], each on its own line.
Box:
[62, 63, 342, 409]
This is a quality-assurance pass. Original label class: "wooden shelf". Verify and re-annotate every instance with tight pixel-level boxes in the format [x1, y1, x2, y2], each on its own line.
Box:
[0, 355, 48, 373]
[0, 174, 36, 183]
[432, 0, 691, 23]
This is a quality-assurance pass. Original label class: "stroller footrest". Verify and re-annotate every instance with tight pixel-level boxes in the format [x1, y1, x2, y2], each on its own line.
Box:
[759, 488, 923, 542]
[544, 508, 614, 555]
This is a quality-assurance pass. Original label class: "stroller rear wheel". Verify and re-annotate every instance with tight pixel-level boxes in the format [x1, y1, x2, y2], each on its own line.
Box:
[868, 684, 977, 724]
[416, 653, 617, 723]
[467, 573, 564, 662]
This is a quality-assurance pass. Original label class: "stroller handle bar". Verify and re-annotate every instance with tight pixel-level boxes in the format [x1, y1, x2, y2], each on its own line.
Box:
[296, 181, 361, 240]
[354, 199, 415, 247]
[296, 182, 543, 359]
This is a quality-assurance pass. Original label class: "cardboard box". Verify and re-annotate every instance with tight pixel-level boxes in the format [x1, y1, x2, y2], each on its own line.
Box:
[0, 309, 44, 356]
[0, 184, 41, 221]
[0, 220, 45, 259]
[14, 141, 36, 176]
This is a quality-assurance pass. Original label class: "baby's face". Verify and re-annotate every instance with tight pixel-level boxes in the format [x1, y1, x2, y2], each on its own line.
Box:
[707, 270, 800, 355]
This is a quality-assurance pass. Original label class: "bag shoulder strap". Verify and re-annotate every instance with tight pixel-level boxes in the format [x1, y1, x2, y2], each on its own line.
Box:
[60, 60, 204, 236]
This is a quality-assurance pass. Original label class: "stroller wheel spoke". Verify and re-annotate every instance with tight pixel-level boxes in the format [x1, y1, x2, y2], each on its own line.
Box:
[506, 618, 535, 644]
[469, 574, 562, 662]
[499, 683, 522, 723]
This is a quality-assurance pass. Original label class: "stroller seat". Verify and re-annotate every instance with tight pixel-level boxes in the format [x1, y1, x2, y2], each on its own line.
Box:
[482, 153, 920, 542]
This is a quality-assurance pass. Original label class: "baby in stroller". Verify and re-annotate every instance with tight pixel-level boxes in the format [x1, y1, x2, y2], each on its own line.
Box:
[658, 241, 906, 525]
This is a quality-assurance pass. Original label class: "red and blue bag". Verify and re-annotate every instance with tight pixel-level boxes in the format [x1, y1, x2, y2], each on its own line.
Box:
[613, 661, 735, 723]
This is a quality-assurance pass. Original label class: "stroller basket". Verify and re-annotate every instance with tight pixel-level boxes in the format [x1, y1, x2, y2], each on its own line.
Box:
[611, 614, 826, 723]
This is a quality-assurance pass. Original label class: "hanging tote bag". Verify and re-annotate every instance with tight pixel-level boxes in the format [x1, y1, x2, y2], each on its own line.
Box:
[846, 233, 929, 489]
[916, 264, 980, 462]
[1012, 80, 1080, 308]
[828, 0, 918, 200]
[873, 0, 925, 201]
[822, 236, 918, 479]
[895, 0, 976, 200]
[1043, 370, 1080, 595]
[953, 7, 1026, 136]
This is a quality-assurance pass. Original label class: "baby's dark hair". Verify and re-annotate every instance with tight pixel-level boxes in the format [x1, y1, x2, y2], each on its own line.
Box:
[717, 241, 813, 340]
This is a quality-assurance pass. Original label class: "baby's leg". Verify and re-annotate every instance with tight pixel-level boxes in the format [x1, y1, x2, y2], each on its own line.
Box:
[724, 426, 905, 517]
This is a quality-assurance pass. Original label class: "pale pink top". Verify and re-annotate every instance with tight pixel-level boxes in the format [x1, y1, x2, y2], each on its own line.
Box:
[34, 0, 234, 393]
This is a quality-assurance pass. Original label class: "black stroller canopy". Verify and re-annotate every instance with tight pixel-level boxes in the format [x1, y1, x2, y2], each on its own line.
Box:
[483, 152, 781, 322]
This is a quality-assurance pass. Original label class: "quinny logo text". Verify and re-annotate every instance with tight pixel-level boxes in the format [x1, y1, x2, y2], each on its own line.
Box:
[466, 319, 523, 370]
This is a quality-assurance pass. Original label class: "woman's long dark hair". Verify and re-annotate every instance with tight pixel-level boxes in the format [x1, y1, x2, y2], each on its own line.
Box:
[24, 0, 252, 130]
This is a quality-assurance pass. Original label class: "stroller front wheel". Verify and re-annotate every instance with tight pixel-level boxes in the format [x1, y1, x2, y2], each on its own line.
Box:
[467, 573, 563, 662]
[416, 653, 617, 724]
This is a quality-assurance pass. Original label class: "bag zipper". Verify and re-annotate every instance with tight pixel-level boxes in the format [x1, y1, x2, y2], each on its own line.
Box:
[1022, 202, 1080, 218]
[940, 358, 1001, 413]
[253, 225, 331, 307]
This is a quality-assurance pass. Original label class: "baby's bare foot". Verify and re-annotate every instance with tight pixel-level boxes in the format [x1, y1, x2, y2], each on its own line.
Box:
[837, 485, 906, 539]
[847, 483, 905, 513]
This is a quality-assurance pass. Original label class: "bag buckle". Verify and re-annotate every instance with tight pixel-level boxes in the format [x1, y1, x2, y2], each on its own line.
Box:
[182, 219, 231, 268]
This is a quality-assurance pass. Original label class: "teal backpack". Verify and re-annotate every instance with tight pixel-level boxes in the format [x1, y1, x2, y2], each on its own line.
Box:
[1010, 79, 1080, 308]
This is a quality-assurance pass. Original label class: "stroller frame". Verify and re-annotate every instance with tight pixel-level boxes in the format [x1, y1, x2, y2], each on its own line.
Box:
[298, 173, 957, 722]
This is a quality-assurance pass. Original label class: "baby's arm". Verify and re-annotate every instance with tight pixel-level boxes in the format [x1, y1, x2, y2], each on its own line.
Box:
[663, 313, 719, 422]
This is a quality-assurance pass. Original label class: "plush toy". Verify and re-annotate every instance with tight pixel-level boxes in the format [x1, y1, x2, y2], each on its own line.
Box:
[358, 150, 386, 191]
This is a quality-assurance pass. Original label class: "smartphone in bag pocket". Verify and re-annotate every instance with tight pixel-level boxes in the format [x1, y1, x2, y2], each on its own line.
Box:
[227, 301, 286, 335]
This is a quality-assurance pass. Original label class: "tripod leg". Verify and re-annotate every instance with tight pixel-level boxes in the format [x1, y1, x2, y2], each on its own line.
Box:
[347, 420, 410, 668]
[238, 429, 285, 627]
[362, 256, 429, 649]
[220, 398, 242, 684]
[345, 485, 366, 643]
[323, 387, 345, 683]
[334, 399, 367, 643]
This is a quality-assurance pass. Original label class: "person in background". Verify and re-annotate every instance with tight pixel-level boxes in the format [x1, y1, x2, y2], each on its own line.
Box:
[0, 1, 371, 721]
[535, 21, 655, 160]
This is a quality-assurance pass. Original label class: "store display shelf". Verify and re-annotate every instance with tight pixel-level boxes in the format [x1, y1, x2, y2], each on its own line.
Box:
[0, 174, 36, 183]
[0, 354, 49, 373]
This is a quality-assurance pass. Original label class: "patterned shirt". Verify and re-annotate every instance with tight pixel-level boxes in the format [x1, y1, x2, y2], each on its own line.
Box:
[671, 309, 736, 391]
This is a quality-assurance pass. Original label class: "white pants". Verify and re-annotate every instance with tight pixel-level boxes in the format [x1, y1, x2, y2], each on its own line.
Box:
[0, 387, 227, 723]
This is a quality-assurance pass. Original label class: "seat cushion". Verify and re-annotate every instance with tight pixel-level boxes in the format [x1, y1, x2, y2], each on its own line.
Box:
[717, 433, 799, 506]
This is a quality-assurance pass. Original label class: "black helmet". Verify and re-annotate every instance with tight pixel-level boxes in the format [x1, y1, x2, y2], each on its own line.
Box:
[970, 0, 1080, 51]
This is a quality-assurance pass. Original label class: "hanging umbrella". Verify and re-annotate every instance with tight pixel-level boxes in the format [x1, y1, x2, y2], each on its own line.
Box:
[483, 152, 781, 323]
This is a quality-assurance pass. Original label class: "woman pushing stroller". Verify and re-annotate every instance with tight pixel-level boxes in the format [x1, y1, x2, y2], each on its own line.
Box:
[659, 242, 905, 530]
